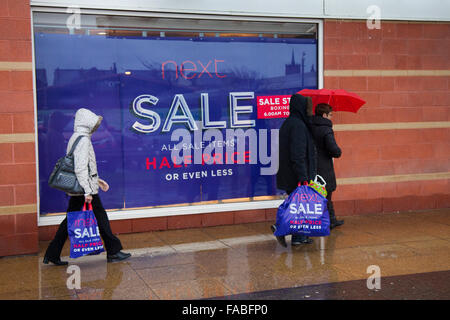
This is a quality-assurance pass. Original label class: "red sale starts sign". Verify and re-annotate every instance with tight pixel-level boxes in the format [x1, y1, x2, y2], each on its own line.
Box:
[257, 95, 291, 119]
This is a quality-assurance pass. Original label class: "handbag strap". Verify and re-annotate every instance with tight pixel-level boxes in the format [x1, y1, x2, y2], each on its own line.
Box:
[67, 135, 87, 156]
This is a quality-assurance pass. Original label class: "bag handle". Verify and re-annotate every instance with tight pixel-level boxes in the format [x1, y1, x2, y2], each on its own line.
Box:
[82, 202, 93, 211]
[67, 135, 87, 156]
[314, 175, 327, 187]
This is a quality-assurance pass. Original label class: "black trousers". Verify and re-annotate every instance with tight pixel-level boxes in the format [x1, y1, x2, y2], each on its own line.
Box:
[327, 191, 337, 221]
[44, 194, 123, 259]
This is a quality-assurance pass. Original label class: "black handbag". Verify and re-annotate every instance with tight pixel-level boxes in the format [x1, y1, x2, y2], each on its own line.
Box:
[48, 135, 86, 194]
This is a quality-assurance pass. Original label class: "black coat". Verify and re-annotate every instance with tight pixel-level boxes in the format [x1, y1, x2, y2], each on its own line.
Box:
[277, 94, 317, 193]
[311, 115, 342, 192]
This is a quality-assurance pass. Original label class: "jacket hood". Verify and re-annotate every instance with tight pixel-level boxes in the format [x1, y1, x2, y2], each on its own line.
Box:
[311, 115, 333, 127]
[289, 94, 313, 126]
[74, 108, 103, 134]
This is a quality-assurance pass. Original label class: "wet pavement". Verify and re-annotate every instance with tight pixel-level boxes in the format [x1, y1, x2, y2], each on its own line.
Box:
[0, 208, 449, 300]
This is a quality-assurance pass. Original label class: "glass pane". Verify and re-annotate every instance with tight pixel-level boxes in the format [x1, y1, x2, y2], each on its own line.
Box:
[34, 12, 318, 215]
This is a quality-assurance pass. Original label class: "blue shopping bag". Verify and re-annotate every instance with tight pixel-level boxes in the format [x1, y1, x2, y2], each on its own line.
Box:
[67, 202, 105, 258]
[274, 184, 330, 237]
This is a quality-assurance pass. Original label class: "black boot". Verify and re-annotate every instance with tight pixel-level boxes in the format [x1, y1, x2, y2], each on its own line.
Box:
[327, 197, 344, 230]
[271, 224, 287, 248]
[330, 219, 344, 230]
[43, 255, 68, 266]
[107, 251, 131, 263]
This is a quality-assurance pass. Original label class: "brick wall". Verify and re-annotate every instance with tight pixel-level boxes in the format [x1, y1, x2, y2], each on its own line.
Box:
[0, 0, 37, 256]
[323, 20, 449, 216]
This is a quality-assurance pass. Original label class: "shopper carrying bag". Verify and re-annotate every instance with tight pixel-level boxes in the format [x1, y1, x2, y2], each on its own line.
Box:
[272, 93, 317, 247]
[43, 108, 131, 265]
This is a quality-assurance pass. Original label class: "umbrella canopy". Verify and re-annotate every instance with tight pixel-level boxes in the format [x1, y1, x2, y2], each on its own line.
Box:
[297, 88, 366, 113]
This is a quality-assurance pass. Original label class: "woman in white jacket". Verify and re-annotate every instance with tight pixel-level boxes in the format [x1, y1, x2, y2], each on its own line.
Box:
[43, 108, 131, 265]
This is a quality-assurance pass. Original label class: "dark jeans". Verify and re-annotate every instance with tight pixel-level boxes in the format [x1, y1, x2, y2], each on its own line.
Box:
[44, 194, 123, 259]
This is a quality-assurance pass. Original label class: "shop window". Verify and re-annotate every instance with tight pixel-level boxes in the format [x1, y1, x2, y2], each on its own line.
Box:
[33, 11, 318, 215]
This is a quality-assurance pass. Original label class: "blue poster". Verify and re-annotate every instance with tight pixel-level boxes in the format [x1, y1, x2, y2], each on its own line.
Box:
[35, 33, 318, 214]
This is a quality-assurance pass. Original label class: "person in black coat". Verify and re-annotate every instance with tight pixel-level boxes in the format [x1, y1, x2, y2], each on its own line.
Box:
[272, 93, 317, 247]
[311, 103, 344, 229]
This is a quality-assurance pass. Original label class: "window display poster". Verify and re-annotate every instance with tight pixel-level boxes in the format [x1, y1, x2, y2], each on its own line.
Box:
[35, 33, 317, 214]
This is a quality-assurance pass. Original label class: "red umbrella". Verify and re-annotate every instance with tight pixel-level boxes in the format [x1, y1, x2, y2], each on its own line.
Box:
[297, 88, 366, 113]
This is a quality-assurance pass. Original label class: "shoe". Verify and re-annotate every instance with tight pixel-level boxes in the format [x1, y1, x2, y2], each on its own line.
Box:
[330, 219, 345, 230]
[107, 251, 131, 263]
[291, 237, 314, 246]
[271, 224, 287, 248]
[43, 256, 68, 266]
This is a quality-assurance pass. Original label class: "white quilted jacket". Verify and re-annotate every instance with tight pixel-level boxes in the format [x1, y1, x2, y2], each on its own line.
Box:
[66, 108, 103, 196]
